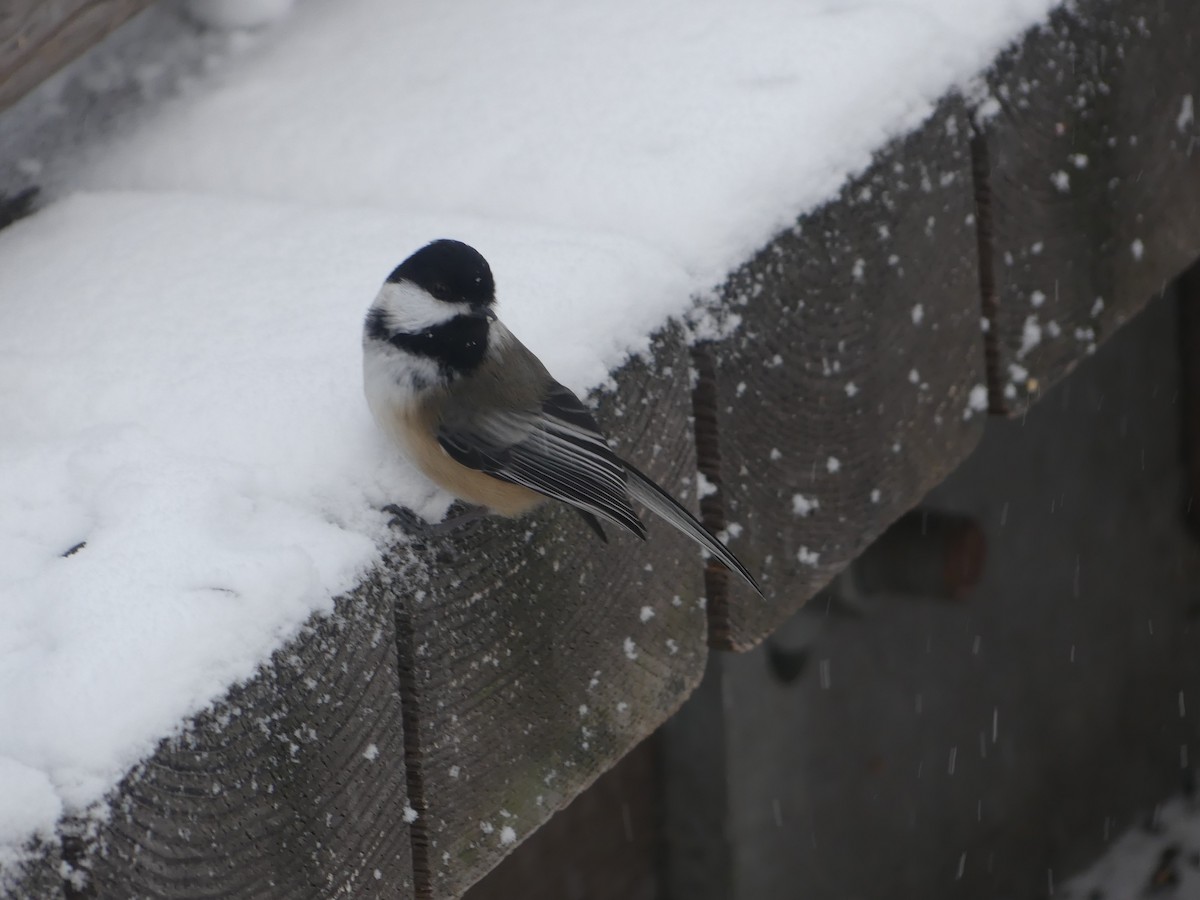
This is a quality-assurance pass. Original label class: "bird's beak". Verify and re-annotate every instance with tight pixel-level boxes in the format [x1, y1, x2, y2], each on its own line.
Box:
[470, 304, 497, 321]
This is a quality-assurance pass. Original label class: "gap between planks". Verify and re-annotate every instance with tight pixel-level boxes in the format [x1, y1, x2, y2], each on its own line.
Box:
[969, 127, 1005, 415]
[689, 343, 732, 649]
[394, 604, 433, 899]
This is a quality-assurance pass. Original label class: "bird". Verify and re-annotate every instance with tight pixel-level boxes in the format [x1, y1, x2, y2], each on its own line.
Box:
[362, 238, 762, 597]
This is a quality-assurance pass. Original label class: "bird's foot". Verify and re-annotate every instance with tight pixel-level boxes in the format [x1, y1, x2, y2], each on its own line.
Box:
[383, 502, 490, 540]
[383, 504, 431, 536]
[438, 503, 491, 533]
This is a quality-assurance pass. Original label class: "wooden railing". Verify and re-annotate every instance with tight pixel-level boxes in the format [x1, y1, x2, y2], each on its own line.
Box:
[2, 0, 1198, 896]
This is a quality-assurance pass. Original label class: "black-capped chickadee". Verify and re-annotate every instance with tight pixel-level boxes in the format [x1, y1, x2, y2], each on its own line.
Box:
[363, 239, 762, 597]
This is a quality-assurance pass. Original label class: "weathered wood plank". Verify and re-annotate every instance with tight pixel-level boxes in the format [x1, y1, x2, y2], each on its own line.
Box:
[696, 97, 986, 651]
[976, 0, 1200, 413]
[393, 325, 707, 898]
[665, 293, 1200, 900]
[463, 735, 660, 900]
[57, 584, 414, 899]
[0, 1, 156, 113]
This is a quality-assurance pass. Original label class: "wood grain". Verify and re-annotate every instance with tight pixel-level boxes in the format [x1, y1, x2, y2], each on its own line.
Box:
[462, 735, 661, 900]
[392, 324, 707, 898]
[696, 98, 986, 651]
[0, 1, 156, 112]
[976, 0, 1200, 413]
[46, 586, 414, 899]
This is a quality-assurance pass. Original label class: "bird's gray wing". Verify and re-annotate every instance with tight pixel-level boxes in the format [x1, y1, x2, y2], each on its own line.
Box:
[622, 462, 764, 598]
[437, 381, 647, 539]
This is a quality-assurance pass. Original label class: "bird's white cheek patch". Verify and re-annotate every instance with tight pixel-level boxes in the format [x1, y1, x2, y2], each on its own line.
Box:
[373, 281, 468, 333]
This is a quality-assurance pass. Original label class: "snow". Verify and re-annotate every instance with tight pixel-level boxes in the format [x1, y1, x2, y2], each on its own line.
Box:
[0, 0, 1063, 871]
[0, 759, 60, 870]
[184, 0, 296, 30]
[0, 191, 686, 867]
[1064, 794, 1200, 897]
[1179, 95, 1196, 133]
[1018, 314, 1043, 358]
[792, 494, 819, 517]
[968, 384, 989, 412]
[623, 637, 638, 661]
[75, 0, 1059, 291]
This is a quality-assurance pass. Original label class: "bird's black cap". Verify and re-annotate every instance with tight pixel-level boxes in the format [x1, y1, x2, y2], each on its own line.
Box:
[386, 239, 496, 306]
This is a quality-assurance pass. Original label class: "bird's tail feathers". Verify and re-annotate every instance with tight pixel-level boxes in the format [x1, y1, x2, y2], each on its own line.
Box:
[624, 464, 764, 599]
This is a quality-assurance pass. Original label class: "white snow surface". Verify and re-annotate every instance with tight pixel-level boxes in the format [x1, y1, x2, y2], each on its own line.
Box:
[1062, 793, 1200, 897]
[0, 0, 1059, 869]
[80, 0, 1056, 289]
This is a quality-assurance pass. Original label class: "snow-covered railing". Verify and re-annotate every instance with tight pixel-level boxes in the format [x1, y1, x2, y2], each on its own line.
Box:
[1, 0, 1198, 897]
